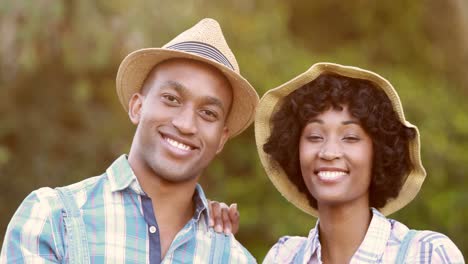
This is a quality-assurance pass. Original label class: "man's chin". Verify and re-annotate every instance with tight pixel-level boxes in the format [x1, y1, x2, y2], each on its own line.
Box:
[154, 166, 200, 183]
[160, 174, 199, 184]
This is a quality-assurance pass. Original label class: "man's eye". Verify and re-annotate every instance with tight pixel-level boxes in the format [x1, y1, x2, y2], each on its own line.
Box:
[162, 94, 180, 104]
[201, 110, 218, 120]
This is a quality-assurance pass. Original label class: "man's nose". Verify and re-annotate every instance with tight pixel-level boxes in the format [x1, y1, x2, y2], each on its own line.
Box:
[172, 107, 198, 135]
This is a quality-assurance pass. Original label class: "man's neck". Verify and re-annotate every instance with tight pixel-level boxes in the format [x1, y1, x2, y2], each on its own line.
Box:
[127, 154, 199, 258]
[317, 202, 372, 264]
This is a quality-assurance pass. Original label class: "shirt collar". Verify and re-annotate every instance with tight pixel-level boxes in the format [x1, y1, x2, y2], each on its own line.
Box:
[192, 184, 210, 223]
[106, 154, 210, 223]
[106, 154, 145, 194]
[302, 219, 321, 262]
[353, 208, 391, 262]
[305, 208, 391, 263]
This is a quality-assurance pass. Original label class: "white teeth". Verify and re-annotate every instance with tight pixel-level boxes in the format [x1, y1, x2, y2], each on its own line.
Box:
[165, 137, 191, 151]
[317, 171, 347, 180]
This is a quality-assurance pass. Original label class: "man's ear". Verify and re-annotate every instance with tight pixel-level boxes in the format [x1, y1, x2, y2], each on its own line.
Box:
[216, 126, 230, 154]
[128, 93, 144, 125]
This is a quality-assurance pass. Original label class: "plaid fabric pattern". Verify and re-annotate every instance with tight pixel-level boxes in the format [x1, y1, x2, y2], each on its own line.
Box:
[1, 155, 255, 264]
[263, 208, 464, 264]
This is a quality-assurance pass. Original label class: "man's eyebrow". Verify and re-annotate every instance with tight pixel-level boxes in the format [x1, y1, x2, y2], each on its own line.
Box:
[201, 96, 226, 114]
[161, 80, 187, 93]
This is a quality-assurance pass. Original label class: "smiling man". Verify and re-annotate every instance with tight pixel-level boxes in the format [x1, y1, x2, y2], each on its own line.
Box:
[1, 18, 258, 263]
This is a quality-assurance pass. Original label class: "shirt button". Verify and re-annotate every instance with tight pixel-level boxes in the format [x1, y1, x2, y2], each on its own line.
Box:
[149, 226, 157, 233]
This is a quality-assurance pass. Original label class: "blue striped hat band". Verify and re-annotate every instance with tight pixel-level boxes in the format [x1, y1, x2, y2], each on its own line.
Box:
[166, 41, 235, 71]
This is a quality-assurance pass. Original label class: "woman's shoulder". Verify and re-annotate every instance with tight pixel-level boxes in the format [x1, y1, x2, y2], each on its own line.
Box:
[385, 218, 464, 262]
[262, 227, 320, 264]
[391, 219, 460, 248]
[396, 227, 464, 262]
[413, 230, 462, 253]
[262, 235, 309, 264]
[408, 230, 464, 263]
[412, 230, 455, 245]
[275, 235, 309, 249]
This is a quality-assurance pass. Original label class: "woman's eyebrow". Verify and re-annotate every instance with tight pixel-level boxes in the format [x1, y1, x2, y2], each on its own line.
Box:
[308, 119, 323, 124]
[342, 120, 360, 125]
[306, 119, 361, 126]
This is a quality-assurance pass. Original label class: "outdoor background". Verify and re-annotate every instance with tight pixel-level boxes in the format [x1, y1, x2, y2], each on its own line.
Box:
[1, 0, 467, 260]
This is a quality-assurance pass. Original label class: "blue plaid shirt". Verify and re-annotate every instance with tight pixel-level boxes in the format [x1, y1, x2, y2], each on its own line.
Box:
[1, 155, 256, 263]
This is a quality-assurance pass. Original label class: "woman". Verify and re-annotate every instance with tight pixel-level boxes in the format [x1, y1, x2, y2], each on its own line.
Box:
[253, 63, 464, 263]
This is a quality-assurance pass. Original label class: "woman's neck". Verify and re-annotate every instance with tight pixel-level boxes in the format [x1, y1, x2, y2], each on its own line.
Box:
[317, 203, 372, 264]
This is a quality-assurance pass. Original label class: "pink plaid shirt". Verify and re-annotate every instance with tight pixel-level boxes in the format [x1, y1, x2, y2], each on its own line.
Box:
[263, 208, 464, 263]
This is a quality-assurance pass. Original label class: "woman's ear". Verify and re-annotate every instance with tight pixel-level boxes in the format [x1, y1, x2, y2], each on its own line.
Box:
[128, 93, 144, 125]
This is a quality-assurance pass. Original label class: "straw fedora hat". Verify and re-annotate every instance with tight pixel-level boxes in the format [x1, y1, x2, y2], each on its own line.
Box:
[116, 18, 259, 138]
[255, 62, 426, 217]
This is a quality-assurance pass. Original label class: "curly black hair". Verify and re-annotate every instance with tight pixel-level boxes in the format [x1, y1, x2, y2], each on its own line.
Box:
[263, 73, 416, 209]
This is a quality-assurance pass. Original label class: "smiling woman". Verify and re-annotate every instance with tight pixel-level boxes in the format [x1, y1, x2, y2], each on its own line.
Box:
[299, 106, 374, 210]
[263, 72, 415, 211]
[255, 63, 464, 263]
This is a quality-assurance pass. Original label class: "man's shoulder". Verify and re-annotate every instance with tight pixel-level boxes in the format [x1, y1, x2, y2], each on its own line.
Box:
[192, 221, 256, 263]
[227, 235, 257, 263]
[176, 224, 256, 263]
[23, 174, 106, 212]
[57, 174, 106, 194]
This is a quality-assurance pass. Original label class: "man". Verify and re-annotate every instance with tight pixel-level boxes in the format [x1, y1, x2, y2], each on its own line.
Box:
[1, 18, 258, 263]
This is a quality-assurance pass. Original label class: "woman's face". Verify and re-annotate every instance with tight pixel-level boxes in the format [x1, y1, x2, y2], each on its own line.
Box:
[299, 106, 373, 209]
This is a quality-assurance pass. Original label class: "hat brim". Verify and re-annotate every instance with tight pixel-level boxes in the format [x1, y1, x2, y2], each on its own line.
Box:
[116, 48, 259, 138]
[255, 62, 426, 217]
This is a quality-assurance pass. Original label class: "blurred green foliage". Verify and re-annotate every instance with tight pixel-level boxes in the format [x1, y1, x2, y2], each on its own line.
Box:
[1, 0, 467, 260]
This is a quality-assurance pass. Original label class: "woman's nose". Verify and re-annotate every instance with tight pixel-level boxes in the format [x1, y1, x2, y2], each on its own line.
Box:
[318, 141, 343, 160]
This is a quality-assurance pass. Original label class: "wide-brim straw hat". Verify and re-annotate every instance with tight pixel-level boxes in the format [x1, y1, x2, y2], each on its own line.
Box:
[255, 62, 426, 217]
[116, 18, 259, 138]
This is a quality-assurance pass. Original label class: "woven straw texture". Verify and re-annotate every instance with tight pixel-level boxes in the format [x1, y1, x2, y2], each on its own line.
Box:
[116, 18, 259, 138]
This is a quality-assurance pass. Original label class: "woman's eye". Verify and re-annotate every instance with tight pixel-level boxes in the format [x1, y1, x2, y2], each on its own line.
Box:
[343, 136, 360, 142]
[306, 135, 323, 142]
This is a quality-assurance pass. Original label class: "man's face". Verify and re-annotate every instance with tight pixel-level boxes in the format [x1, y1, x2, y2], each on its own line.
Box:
[129, 59, 232, 183]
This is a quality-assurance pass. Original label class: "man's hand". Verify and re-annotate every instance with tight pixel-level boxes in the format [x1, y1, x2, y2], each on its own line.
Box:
[208, 201, 240, 235]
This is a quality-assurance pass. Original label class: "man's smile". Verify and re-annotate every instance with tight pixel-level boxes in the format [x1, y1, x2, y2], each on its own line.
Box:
[164, 136, 194, 151]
